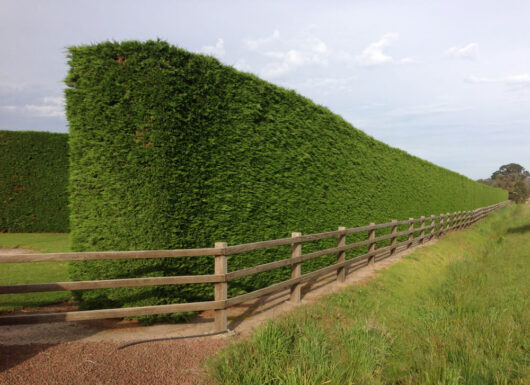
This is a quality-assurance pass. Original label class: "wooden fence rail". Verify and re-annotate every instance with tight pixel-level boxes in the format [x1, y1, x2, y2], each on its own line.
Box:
[0, 201, 509, 330]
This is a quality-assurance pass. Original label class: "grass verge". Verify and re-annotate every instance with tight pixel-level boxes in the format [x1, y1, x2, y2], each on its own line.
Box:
[0, 233, 71, 311]
[207, 204, 530, 385]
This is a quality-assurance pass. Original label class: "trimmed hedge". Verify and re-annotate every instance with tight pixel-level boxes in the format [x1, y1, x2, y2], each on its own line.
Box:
[0, 131, 69, 232]
[65, 40, 507, 310]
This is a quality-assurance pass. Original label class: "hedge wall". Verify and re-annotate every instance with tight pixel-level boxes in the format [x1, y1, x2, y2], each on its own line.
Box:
[0, 131, 69, 232]
[65, 40, 507, 310]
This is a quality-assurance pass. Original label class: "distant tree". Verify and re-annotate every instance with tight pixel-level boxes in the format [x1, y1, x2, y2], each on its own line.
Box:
[476, 178, 493, 186]
[510, 180, 529, 203]
[491, 163, 529, 180]
[481, 163, 530, 203]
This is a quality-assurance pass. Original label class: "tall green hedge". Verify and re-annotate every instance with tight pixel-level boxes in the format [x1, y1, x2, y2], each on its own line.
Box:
[0, 131, 69, 233]
[65, 40, 507, 310]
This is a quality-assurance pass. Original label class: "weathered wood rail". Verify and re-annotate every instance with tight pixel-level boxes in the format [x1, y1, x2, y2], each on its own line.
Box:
[0, 201, 509, 331]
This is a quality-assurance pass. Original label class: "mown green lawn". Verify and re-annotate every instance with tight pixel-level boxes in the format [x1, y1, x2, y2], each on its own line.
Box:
[208, 204, 530, 385]
[0, 233, 71, 311]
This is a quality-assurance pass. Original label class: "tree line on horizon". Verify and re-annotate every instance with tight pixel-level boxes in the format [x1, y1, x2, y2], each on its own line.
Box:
[477, 163, 529, 203]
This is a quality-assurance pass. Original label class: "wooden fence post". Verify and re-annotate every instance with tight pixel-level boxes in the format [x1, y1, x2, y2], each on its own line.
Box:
[337, 226, 346, 283]
[214, 242, 228, 332]
[368, 223, 376, 267]
[290, 232, 302, 303]
[390, 220, 398, 256]
[419, 216, 425, 244]
[407, 218, 414, 248]
[439, 214, 445, 236]
[429, 215, 435, 239]
[448, 212, 454, 231]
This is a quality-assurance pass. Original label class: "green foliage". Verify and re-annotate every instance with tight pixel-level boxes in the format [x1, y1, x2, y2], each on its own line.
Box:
[491, 163, 529, 180]
[65, 40, 507, 310]
[479, 163, 529, 203]
[207, 204, 530, 384]
[511, 180, 529, 203]
[0, 131, 69, 232]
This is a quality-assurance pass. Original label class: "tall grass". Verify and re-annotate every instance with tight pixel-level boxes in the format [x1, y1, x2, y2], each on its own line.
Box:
[208, 204, 530, 384]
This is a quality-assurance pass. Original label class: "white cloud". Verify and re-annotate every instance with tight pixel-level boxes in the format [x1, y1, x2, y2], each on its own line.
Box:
[294, 76, 357, 93]
[356, 33, 399, 66]
[359, 103, 386, 110]
[505, 74, 530, 85]
[43, 96, 64, 105]
[446, 43, 479, 60]
[245, 30, 329, 78]
[244, 29, 280, 51]
[25, 96, 65, 118]
[388, 103, 470, 118]
[233, 59, 251, 72]
[1, 96, 65, 118]
[200, 38, 225, 58]
[244, 30, 412, 78]
[263, 51, 285, 59]
[467, 75, 495, 83]
[261, 61, 291, 78]
[261, 42, 328, 77]
[25, 104, 64, 118]
[467, 73, 530, 89]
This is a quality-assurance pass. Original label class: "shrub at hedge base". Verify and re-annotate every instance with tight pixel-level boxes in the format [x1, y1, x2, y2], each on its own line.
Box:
[0, 131, 69, 232]
[65, 40, 507, 311]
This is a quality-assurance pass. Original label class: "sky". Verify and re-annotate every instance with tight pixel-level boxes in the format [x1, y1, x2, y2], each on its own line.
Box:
[0, 0, 528, 180]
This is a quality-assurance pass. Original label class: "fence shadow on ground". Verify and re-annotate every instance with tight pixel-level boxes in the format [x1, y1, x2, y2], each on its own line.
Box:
[506, 224, 530, 234]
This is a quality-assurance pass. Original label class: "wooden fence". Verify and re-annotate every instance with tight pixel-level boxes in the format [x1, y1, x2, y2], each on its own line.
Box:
[0, 201, 509, 331]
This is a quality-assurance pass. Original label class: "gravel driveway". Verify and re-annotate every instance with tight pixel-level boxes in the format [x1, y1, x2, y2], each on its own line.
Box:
[1, 339, 226, 385]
